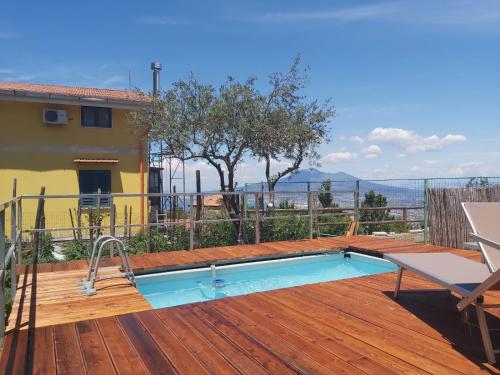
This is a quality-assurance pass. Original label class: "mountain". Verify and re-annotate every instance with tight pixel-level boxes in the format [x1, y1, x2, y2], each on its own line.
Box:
[282, 169, 357, 183]
[244, 168, 423, 207]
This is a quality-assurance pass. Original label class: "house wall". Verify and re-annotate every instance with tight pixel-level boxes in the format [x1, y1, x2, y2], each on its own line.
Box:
[0, 100, 147, 237]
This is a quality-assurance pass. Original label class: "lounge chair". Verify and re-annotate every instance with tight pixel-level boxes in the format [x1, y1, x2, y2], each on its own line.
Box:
[384, 202, 500, 364]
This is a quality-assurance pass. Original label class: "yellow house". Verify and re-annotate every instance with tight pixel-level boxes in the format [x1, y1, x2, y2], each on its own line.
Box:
[0, 81, 149, 236]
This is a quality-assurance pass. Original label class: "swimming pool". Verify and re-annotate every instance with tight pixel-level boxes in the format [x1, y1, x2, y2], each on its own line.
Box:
[136, 252, 398, 309]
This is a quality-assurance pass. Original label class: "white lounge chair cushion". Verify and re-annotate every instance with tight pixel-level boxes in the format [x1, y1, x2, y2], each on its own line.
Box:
[384, 252, 491, 296]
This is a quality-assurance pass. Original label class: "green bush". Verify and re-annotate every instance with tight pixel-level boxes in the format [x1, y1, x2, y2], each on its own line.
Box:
[64, 239, 91, 261]
[199, 222, 238, 248]
[39, 234, 56, 263]
[317, 214, 351, 236]
[262, 217, 309, 242]
[128, 226, 190, 253]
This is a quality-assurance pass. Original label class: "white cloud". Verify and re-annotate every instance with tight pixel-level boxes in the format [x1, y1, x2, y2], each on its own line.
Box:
[321, 152, 358, 163]
[360, 144, 382, 159]
[250, 1, 500, 31]
[0, 69, 15, 75]
[397, 153, 406, 158]
[255, 3, 400, 23]
[338, 135, 364, 144]
[367, 127, 466, 153]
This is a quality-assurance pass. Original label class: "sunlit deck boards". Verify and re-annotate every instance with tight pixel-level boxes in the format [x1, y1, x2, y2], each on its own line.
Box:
[2, 236, 499, 373]
[7, 266, 151, 331]
[21, 235, 457, 275]
[2, 266, 499, 374]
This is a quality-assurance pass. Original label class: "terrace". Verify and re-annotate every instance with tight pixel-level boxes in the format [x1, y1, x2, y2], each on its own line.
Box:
[0, 236, 499, 374]
[0, 186, 499, 374]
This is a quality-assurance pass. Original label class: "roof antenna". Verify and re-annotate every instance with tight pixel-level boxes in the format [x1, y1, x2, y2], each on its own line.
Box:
[128, 70, 132, 91]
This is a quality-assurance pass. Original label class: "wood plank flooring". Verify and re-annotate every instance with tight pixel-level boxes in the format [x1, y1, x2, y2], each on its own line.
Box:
[3, 236, 499, 374]
[7, 266, 151, 331]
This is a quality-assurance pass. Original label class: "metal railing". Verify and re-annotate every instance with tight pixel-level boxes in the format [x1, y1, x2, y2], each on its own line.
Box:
[1, 175, 498, 341]
[0, 195, 22, 341]
[14, 189, 423, 247]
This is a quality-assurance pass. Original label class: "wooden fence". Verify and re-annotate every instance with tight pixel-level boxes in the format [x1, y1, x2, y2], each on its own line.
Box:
[428, 185, 500, 248]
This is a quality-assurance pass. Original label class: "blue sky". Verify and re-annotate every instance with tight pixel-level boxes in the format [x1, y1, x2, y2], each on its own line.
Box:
[1, 1, 499, 188]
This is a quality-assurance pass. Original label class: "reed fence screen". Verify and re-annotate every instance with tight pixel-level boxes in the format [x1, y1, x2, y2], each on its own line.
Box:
[428, 185, 500, 248]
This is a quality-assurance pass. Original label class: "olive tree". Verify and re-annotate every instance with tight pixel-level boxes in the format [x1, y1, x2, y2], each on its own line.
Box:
[131, 56, 334, 240]
[131, 76, 262, 235]
[254, 56, 334, 200]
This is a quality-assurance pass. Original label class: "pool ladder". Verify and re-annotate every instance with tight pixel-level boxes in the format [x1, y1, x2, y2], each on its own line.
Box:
[78, 235, 136, 296]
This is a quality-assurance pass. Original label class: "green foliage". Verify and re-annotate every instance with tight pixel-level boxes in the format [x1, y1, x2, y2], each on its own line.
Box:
[262, 217, 309, 242]
[38, 234, 56, 263]
[317, 214, 351, 236]
[200, 222, 239, 248]
[4, 270, 13, 325]
[128, 227, 190, 253]
[466, 177, 489, 187]
[359, 190, 396, 234]
[318, 179, 337, 208]
[64, 239, 91, 261]
[131, 55, 334, 242]
[87, 209, 105, 238]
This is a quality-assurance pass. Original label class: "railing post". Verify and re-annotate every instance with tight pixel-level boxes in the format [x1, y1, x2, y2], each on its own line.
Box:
[10, 183, 18, 302]
[354, 180, 360, 234]
[146, 200, 152, 253]
[423, 178, 429, 244]
[172, 186, 177, 222]
[96, 189, 101, 238]
[124, 205, 128, 240]
[17, 198, 22, 264]
[244, 184, 248, 218]
[0, 210, 6, 341]
[10, 179, 16, 245]
[189, 194, 194, 251]
[402, 207, 408, 233]
[254, 193, 261, 244]
[77, 200, 82, 241]
[238, 192, 244, 244]
[109, 197, 115, 257]
[308, 191, 313, 239]
[33, 187, 46, 263]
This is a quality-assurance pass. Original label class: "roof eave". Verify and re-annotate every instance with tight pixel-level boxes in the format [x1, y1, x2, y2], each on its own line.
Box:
[0, 90, 146, 110]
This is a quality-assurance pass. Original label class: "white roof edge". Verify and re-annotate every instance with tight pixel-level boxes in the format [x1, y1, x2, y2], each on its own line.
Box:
[0, 90, 146, 110]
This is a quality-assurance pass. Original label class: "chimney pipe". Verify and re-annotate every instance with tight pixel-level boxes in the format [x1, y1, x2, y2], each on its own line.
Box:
[151, 62, 162, 95]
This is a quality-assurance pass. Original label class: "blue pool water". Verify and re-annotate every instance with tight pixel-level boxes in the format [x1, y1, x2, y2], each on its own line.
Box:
[136, 252, 397, 309]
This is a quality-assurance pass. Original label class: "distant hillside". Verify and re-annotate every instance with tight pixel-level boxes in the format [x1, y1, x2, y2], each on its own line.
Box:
[282, 169, 357, 183]
[244, 168, 423, 207]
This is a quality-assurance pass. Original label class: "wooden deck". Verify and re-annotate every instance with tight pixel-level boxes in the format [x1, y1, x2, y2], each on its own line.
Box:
[7, 266, 151, 331]
[2, 236, 499, 374]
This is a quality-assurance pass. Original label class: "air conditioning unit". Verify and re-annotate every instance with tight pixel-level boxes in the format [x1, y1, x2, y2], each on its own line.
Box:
[43, 109, 68, 125]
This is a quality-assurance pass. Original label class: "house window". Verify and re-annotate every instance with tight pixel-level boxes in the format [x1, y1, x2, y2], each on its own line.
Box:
[81, 106, 112, 128]
[78, 170, 111, 207]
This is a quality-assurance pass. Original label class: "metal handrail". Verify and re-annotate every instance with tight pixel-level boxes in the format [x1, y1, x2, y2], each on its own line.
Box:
[79, 236, 135, 295]
[85, 235, 116, 281]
